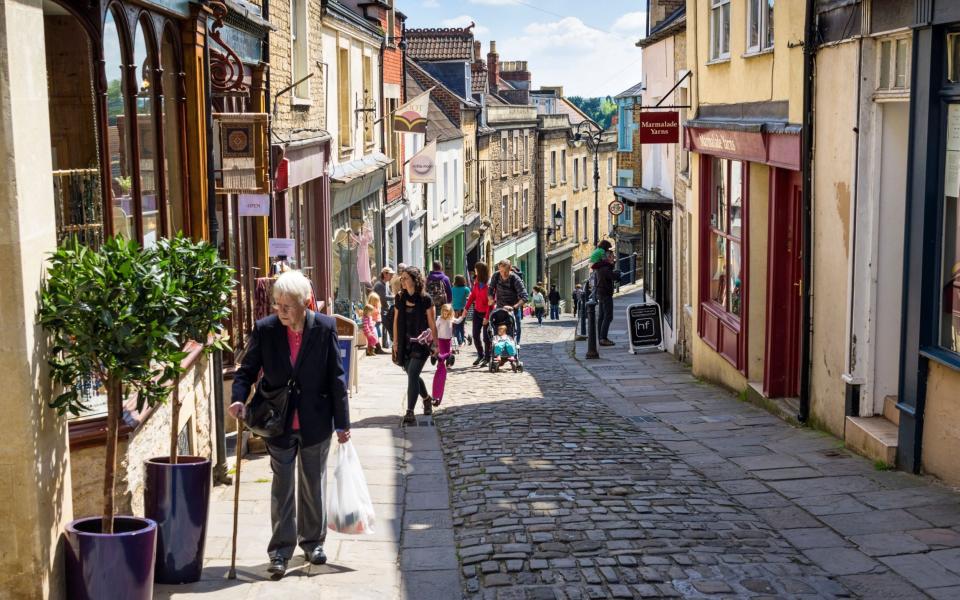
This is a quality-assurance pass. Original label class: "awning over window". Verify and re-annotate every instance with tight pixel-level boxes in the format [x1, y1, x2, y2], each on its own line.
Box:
[614, 186, 673, 209]
[331, 152, 392, 215]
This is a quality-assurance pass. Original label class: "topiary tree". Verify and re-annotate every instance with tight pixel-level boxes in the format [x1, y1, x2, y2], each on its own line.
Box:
[154, 234, 234, 464]
[39, 236, 186, 533]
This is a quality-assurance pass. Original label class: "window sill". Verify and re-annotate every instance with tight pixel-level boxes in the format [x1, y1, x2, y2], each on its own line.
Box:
[742, 48, 774, 59]
[706, 56, 731, 66]
[292, 98, 312, 107]
[920, 346, 960, 372]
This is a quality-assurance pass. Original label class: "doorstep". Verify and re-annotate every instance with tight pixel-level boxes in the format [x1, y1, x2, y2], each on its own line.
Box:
[845, 415, 898, 466]
[744, 381, 801, 427]
[883, 394, 901, 426]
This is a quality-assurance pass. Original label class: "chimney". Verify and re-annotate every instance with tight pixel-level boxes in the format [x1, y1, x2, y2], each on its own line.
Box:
[474, 40, 482, 62]
[487, 41, 499, 94]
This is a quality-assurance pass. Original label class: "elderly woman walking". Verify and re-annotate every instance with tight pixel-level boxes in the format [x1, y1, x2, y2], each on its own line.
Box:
[393, 266, 439, 425]
[229, 270, 351, 580]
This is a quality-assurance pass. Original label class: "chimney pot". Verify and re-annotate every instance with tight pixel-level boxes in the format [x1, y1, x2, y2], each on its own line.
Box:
[474, 40, 481, 61]
[487, 41, 500, 94]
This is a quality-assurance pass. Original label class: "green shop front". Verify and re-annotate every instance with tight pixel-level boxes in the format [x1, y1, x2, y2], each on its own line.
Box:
[430, 228, 466, 279]
[493, 231, 538, 289]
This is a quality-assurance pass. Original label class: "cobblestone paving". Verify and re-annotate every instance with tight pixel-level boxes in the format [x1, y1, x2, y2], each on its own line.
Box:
[434, 319, 850, 599]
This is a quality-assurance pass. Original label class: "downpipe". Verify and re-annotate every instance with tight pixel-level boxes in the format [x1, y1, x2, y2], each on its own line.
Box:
[798, 0, 817, 424]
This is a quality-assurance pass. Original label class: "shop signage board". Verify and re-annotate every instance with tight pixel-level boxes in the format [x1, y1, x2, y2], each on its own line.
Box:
[409, 140, 437, 183]
[626, 301, 663, 353]
[268, 237, 296, 258]
[638, 111, 680, 144]
[238, 194, 270, 216]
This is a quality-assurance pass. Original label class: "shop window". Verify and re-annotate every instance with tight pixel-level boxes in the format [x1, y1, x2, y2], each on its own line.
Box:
[710, 0, 730, 60]
[941, 105, 960, 353]
[337, 46, 351, 149]
[948, 33, 960, 84]
[161, 29, 185, 235]
[104, 10, 134, 240]
[133, 21, 159, 247]
[291, 0, 309, 101]
[747, 0, 774, 54]
[706, 158, 744, 317]
[878, 36, 910, 92]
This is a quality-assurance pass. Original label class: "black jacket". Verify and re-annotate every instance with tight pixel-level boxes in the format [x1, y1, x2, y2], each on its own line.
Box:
[592, 261, 615, 298]
[548, 290, 561, 304]
[489, 271, 528, 307]
[232, 311, 350, 447]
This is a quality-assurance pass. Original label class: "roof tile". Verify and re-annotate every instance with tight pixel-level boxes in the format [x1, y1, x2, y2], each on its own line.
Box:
[406, 27, 475, 61]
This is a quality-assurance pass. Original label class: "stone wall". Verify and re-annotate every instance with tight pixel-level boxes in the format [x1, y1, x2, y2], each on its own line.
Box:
[269, 0, 325, 134]
[487, 124, 538, 245]
[70, 355, 213, 518]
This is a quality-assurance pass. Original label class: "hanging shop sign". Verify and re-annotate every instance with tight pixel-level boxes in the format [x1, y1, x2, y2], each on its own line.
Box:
[626, 301, 664, 353]
[268, 237, 296, 258]
[393, 88, 432, 134]
[638, 111, 680, 144]
[408, 140, 437, 184]
[238, 194, 270, 216]
[608, 199, 625, 216]
[213, 113, 270, 194]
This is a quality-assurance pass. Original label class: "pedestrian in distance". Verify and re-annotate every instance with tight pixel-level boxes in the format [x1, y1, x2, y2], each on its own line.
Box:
[464, 261, 493, 366]
[390, 263, 406, 298]
[548, 284, 561, 320]
[591, 245, 616, 346]
[488, 259, 528, 346]
[431, 304, 465, 405]
[451, 274, 470, 347]
[228, 270, 351, 580]
[572, 283, 583, 319]
[372, 267, 395, 350]
[531, 286, 546, 326]
[392, 266, 439, 425]
[426, 261, 453, 309]
[367, 292, 387, 351]
[361, 304, 380, 356]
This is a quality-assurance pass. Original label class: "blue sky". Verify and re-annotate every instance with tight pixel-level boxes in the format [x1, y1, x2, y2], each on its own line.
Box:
[400, 0, 647, 98]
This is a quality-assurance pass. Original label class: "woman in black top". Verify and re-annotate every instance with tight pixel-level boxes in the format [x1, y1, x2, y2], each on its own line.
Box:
[392, 266, 439, 424]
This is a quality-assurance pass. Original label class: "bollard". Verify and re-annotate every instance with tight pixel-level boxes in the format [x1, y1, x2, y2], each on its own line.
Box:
[586, 297, 599, 359]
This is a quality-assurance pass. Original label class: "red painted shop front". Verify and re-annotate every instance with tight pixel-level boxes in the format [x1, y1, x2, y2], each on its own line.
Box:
[686, 124, 803, 398]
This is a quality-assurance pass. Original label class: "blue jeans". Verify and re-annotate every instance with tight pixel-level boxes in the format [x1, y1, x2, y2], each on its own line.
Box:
[514, 308, 523, 344]
[550, 304, 560, 320]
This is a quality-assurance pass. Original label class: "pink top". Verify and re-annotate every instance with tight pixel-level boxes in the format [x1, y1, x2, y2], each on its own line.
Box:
[362, 316, 378, 342]
[288, 328, 302, 430]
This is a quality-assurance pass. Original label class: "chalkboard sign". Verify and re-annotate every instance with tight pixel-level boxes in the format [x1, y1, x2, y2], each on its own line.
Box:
[627, 302, 663, 353]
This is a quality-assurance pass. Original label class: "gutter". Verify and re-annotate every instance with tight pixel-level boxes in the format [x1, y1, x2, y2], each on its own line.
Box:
[799, 0, 817, 423]
[380, 37, 388, 270]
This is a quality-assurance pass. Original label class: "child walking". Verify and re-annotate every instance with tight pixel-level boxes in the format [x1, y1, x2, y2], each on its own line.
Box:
[451, 274, 471, 348]
[368, 292, 385, 348]
[430, 303, 465, 405]
[362, 304, 380, 356]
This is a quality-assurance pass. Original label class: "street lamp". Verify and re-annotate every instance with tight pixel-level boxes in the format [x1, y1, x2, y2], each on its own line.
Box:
[573, 120, 604, 359]
[574, 120, 603, 247]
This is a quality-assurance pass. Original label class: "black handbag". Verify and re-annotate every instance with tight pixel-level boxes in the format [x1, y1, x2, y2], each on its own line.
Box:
[244, 378, 296, 439]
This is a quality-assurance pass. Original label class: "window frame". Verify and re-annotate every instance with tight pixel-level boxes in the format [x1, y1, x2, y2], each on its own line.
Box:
[522, 187, 529, 227]
[746, 0, 774, 54]
[501, 193, 509, 238]
[710, 0, 731, 61]
[291, 0, 310, 102]
[876, 33, 912, 95]
[337, 44, 352, 150]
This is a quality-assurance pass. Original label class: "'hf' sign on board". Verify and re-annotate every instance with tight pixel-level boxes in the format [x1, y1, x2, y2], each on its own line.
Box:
[627, 302, 664, 353]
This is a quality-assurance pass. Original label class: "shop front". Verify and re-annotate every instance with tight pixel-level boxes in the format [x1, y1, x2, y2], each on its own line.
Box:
[897, 8, 960, 483]
[685, 119, 802, 399]
[493, 231, 538, 289]
[330, 153, 391, 318]
[431, 229, 466, 279]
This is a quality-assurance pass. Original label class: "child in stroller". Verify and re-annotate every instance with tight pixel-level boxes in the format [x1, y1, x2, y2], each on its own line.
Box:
[488, 307, 523, 373]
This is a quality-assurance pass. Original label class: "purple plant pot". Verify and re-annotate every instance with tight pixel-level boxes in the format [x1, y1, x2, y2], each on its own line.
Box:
[65, 516, 157, 600]
[144, 456, 211, 584]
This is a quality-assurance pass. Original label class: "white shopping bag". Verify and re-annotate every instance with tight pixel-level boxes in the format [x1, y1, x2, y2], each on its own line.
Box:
[326, 441, 376, 535]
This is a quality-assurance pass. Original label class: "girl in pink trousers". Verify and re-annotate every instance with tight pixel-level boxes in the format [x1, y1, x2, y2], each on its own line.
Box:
[431, 304, 465, 405]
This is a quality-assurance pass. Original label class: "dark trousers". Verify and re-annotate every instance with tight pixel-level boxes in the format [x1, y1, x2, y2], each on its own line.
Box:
[598, 294, 614, 340]
[453, 320, 466, 345]
[535, 307, 544, 324]
[380, 309, 392, 349]
[472, 317, 491, 359]
[266, 435, 331, 560]
[550, 303, 560, 320]
[514, 308, 523, 344]
[404, 353, 429, 410]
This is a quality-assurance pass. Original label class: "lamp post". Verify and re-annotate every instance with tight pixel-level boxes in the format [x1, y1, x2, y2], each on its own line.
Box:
[574, 121, 603, 359]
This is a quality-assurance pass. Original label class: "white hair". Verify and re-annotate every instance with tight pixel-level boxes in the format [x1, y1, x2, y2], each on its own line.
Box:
[273, 270, 312, 306]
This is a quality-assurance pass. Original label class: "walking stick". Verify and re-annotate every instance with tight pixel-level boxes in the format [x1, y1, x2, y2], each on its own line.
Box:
[228, 418, 243, 580]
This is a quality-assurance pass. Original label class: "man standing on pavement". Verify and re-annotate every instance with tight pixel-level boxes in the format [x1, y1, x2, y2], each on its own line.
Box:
[488, 259, 528, 345]
[548, 284, 561, 320]
[572, 283, 583, 319]
[426, 261, 453, 308]
[591, 243, 616, 346]
[373, 267, 395, 349]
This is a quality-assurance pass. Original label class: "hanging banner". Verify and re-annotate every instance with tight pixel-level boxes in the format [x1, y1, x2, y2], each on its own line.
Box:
[638, 111, 680, 144]
[408, 141, 437, 184]
[393, 88, 433, 134]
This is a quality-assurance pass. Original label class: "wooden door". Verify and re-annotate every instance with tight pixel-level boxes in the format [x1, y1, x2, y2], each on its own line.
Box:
[764, 168, 803, 398]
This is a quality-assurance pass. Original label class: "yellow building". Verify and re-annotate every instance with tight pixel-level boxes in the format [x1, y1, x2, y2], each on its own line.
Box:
[685, 0, 806, 407]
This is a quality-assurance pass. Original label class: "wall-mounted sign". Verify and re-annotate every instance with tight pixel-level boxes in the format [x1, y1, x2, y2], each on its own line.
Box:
[238, 194, 270, 216]
[627, 302, 663, 353]
[268, 237, 296, 258]
[638, 111, 680, 144]
[408, 140, 437, 184]
[608, 199, 625, 216]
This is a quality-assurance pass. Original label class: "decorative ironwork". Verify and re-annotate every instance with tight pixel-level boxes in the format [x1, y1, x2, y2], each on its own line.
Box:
[208, 0, 246, 94]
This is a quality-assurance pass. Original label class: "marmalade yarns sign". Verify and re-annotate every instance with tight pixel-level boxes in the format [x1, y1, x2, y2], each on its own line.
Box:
[638, 110, 680, 144]
[408, 140, 437, 184]
[393, 88, 432, 134]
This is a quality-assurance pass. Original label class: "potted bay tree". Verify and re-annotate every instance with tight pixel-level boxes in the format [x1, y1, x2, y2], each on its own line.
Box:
[145, 234, 233, 584]
[39, 236, 185, 600]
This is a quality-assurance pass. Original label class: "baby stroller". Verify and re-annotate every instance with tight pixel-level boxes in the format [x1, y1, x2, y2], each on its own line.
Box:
[487, 307, 523, 373]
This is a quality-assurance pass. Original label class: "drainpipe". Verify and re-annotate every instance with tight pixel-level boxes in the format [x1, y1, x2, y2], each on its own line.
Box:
[379, 38, 388, 271]
[798, 0, 817, 424]
[844, 31, 865, 418]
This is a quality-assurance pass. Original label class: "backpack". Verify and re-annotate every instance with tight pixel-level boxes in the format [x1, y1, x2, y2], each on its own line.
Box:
[426, 277, 447, 307]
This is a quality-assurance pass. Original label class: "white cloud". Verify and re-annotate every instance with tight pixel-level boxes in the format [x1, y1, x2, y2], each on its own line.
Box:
[421, 0, 439, 7]
[493, 16, 644, 97]
[469, 0, 517, 5]
[441, 14, 490, 36]
[611, 11, 647, 37]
